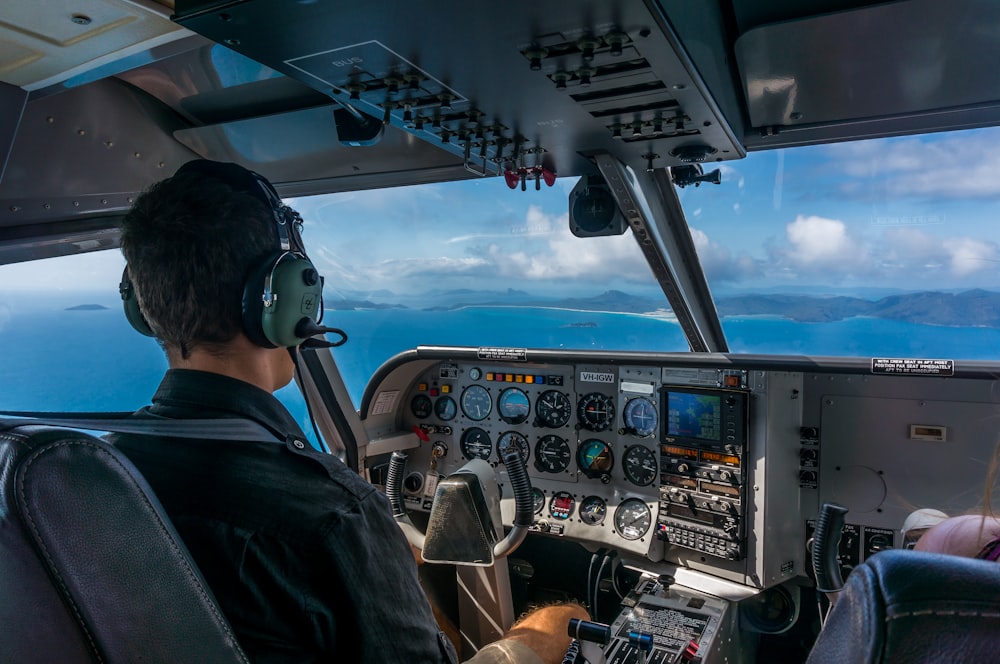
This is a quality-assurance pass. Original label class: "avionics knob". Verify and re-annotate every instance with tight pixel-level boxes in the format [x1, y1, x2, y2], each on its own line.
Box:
[677, 463, 689, 473]
[719, 470, 732, 482]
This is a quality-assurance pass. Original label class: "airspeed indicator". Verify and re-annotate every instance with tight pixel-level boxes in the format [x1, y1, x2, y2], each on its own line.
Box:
[460, 385, 492, 421]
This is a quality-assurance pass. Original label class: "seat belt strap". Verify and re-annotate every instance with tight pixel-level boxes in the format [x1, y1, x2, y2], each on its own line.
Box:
[0, 414, 285, 444]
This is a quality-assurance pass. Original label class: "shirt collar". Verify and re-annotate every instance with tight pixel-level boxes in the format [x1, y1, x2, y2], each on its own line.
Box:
[150, 368, 307, 440]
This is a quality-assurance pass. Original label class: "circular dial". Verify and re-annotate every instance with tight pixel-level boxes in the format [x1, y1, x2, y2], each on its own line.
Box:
[622, 445, 658, 486]
[614, 498, 652, 541]
[577, 439, 614, 479]
[434, 396, 457, 421]
[531, 487, 545, 515]
[579, 496, 607, 525]
[497, 388, 531, 424]
[460, 385, 492, 421]
[460, 427, 492, 460]
[535, 390, 572, 428]
[496, 431, 530, 465]
[623, 397, 658, 437]
[468, 367, 482, 381]
[534, 435, 571, 473]
[549, 491, 575, 520]
[410, 394, 432, 419]
[577, 393, 616, 432]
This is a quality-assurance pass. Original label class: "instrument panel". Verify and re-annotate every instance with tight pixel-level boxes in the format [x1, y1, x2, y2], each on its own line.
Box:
[362, 348, 1000, 593]
[378, 358, 763, 568]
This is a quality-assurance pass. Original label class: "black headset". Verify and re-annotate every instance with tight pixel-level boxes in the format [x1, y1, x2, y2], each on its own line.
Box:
[120, 160, 336, 349]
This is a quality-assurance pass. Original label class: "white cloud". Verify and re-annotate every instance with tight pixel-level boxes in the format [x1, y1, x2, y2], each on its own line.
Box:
[786, 215, 868, 266]
[689, 227, 762, 282]
[488, 207, 647, 282]
[822, 129, 1000, 200]
[943, 237, 1000, 276]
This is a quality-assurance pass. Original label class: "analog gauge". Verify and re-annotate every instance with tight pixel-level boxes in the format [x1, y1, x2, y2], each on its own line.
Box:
[497, 388, 531, 424]
[532, 487, 545, 515]
[496, 431, 530, 465]
[469, 367, 482, 381]
[535, 390, 572, 428]
[434, 396, 457, 421]
[579, 496, 607, 525]
[622, 445, 658, 486]
[623, 397, 658, 437]
[549, 491, 575, 520]
[577, 393, 615, 432]
[411, 394, 432, 419]
[615, 498, 652, 541]
[577, 439, 614, 479]
[460, 427, 492, 460]
[460, 385, 492, 421]
[534, 435, 571, 473]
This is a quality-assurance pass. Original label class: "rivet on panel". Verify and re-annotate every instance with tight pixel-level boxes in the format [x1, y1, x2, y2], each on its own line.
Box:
[134, 152, 141, 158]
[78, 129, 86, 136]
[71, 14, 92, 25]
[73, 201, 80, 207]
[101, 199, 108, 205]
[46, 116, 54, 124]
[43, 203, 50, 210]
[9, 206, 20, 212]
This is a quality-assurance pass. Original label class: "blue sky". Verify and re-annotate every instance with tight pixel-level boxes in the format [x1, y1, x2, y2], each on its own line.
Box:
[4, 125, 1000, 301]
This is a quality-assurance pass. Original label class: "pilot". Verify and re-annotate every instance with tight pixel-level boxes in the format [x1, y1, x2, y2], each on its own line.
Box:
[114, 159, 587, 663]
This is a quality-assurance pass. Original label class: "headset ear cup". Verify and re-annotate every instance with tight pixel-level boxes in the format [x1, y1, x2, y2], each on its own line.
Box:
[260, 254, 324, 348]
[242, 254, 280, 348]
[244, 253, 325, 348]
[119, 268, 155, 337]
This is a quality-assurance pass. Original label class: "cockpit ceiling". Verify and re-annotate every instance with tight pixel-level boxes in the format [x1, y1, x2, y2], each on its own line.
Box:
[4, 0, 1000, 237]
[0, 0, 182, 91]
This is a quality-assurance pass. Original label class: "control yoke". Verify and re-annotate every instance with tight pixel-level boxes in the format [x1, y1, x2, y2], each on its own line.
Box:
[386, 449, 534, 564]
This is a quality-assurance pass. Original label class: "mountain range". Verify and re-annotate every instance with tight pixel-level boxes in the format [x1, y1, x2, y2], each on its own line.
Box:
[326, 289, 1000, 328]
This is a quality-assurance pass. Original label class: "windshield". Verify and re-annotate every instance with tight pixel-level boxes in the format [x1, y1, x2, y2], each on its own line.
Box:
[290, 177, 688, 403]
[3, 127, 1000, 412]
[678, 125, 1000, 360]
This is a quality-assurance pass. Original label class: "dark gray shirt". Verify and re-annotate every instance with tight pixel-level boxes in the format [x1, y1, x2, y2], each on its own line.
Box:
[112, 368, 458, 663]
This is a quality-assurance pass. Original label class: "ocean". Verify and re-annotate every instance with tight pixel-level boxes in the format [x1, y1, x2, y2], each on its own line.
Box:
[4, 292, 1000, 425]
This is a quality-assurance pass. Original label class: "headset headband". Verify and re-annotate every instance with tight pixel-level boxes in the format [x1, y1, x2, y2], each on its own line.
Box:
[174, 159, 293, 251]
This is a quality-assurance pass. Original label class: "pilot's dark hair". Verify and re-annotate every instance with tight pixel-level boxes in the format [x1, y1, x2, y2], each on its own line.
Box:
[120, 165, 278, 358]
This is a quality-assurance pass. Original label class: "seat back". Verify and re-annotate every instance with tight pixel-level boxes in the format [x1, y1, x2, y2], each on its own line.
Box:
[0, 424, 248, 663]
[807, 548, 1000, 663]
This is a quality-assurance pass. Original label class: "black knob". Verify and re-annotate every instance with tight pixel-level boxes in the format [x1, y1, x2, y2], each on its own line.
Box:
[302, 268, 319, 286]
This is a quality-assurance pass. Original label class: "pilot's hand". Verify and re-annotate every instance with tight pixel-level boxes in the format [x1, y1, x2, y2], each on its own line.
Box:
[503, 602, 590, 664]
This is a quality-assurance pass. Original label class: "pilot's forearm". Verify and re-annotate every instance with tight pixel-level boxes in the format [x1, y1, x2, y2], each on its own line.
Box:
[465, 603, 590, 664]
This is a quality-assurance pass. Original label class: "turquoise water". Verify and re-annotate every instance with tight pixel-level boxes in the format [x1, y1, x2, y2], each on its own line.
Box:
[4, 293, 1000, 415]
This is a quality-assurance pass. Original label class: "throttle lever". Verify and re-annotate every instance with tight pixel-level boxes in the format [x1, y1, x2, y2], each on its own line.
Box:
[812, 502, 849, 598]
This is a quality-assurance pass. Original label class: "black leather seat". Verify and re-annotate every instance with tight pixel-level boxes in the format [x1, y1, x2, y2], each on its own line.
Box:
[807, 548, 1000, 663]
[0, 424, 247, 663]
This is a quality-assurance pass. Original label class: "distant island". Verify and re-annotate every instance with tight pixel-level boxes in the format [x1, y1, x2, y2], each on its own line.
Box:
[715, 290, 1000, 327]
[65, 304, 109, 311]
[325, 288, 1000, 329]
